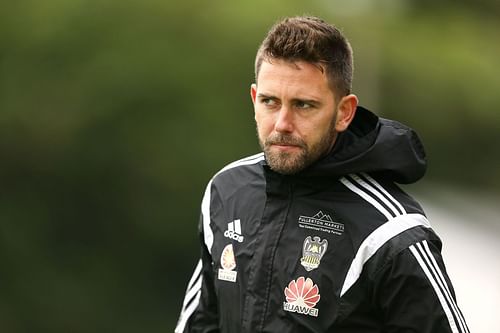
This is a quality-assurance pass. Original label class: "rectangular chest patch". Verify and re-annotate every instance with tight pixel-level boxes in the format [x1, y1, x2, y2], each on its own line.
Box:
[218, 269, 237, 282]
[298, 210, 344, 235]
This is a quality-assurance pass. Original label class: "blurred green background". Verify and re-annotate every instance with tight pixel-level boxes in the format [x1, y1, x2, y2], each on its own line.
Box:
[1, 0, 499, 332]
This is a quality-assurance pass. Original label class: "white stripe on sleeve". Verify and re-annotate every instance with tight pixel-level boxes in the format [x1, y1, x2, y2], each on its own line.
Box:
[186, 259, 202, 291]
[409, 243, 463, 333]
[349, 174, 402, 217]
[360, 172, 406, 215]
[340, 213, 430, 296]
[176, 259, 204, 333]
[418, 241, 469, 332]
[340, 177, 393, 220]
[175, 290, 201, 333]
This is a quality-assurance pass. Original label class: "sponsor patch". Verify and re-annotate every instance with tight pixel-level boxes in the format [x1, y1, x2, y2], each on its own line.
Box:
[300, 236, 328, 272]
[218, 244, 237, 282]
[298, 211, 344, 235]
[283, 277, 320, 317]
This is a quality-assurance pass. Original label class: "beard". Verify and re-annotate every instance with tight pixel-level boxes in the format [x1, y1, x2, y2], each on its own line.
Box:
[258, 117, 338, 175]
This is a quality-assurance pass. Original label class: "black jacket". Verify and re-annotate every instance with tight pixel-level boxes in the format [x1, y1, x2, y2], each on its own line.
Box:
[175, 107, 469, 333]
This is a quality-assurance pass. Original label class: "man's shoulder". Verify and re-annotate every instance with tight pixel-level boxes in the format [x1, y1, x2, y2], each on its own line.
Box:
[211, 152, 265, 181]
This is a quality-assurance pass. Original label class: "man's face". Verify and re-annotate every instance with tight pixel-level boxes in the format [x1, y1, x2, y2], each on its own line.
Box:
[251, 59, 340, 175]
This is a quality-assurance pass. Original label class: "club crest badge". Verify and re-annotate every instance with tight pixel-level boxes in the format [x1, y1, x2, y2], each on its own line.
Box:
[218, 244, 237, 282]
[300, 236, 328, 272]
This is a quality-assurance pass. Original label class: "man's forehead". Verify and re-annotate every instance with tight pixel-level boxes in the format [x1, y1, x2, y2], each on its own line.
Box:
[259, 58, 326, 75]
[256, 59, 333, 99]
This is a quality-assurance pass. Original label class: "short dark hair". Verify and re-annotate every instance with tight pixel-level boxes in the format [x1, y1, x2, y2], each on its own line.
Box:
[255, 16, 353, 97]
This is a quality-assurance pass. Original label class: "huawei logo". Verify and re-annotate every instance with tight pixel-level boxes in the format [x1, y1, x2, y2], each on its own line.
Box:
[283, 277, 320, 317]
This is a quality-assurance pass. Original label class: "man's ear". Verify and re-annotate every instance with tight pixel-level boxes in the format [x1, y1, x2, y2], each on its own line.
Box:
[250, 84, 257, 104]
[335, 94, 358, 132]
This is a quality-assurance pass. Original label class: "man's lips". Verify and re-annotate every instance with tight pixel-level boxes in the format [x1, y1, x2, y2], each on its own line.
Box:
[265, 135, 306, 150]
[270, 143, 302, 150]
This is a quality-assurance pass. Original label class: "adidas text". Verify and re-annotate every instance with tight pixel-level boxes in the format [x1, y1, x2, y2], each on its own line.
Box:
[224, 230, 244, 242]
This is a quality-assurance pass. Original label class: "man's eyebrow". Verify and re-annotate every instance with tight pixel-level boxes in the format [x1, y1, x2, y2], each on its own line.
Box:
[257, 94, 320, 104]
[256, 93, 277, 99]
[291, 97, 321, 105]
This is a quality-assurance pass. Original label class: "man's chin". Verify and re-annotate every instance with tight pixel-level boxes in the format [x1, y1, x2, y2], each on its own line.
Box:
[265, 153, 306, 175]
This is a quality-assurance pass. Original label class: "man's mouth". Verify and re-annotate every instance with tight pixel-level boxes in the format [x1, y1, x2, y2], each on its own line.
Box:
[269, 143, 302, 151]
[264, 134, 306, 151]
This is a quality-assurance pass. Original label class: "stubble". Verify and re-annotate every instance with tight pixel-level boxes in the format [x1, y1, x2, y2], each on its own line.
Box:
[258, 117, 338, 175]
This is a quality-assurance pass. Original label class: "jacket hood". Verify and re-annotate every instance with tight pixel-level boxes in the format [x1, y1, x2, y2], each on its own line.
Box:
[305, 106, 427, 184]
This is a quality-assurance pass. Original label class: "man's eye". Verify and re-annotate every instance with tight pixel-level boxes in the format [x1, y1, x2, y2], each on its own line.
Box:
[261, 98, 277, 106]
[296, 101, 312, 109]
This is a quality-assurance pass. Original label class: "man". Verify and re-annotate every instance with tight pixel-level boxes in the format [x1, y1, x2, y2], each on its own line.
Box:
[176, 16, 469, 333]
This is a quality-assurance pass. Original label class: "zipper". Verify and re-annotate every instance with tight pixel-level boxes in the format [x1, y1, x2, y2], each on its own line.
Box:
[257, 181, 294, 331]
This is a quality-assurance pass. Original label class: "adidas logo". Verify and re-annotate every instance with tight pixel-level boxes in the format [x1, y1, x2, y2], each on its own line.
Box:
[224, 219, 244, 243]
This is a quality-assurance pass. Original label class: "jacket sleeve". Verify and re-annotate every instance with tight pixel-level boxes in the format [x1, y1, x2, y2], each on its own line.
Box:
[374, 239, 469, 333]
[174, 214, 220, 333]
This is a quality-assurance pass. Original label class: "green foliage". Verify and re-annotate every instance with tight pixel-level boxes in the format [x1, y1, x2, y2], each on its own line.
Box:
[376, 10, 500, 188]
[0, 1, 498, 332]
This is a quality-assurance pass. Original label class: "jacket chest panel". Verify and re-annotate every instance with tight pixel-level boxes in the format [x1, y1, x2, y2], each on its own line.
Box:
[260, 192, 354, 330]
[211, 175, 362, 331]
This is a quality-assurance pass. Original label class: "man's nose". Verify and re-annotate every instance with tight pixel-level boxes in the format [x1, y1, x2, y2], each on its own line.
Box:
[274, 106, 294, 133]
